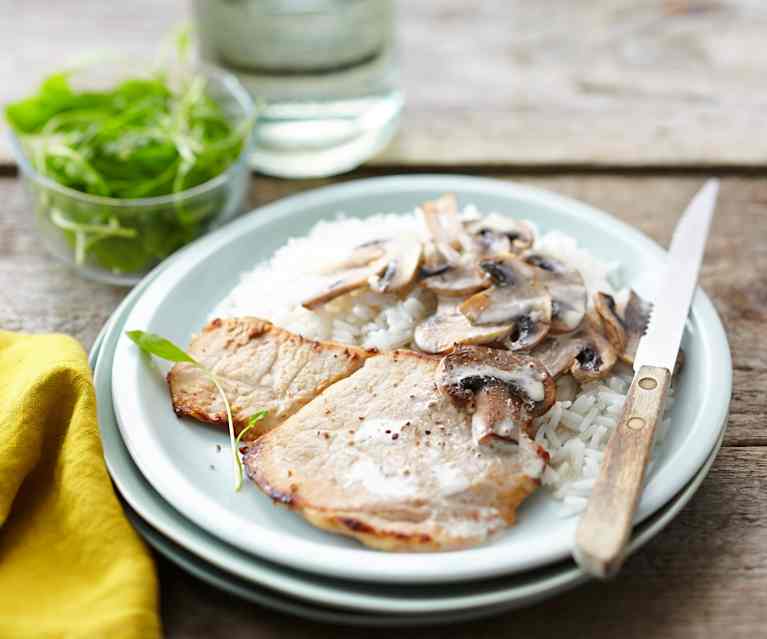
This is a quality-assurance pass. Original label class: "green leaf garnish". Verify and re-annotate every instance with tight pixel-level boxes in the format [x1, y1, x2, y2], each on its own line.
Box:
[126, 329, 261, 491]
[236, 410, 268, 447]
[231, 410, 269, 483]
[126, 330, 196, 363]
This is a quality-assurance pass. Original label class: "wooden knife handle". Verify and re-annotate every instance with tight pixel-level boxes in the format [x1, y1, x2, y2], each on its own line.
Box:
[573, 364, 672, 578]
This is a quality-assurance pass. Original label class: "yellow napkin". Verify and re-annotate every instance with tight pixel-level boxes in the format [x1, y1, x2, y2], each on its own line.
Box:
[0, 331, 160, 639]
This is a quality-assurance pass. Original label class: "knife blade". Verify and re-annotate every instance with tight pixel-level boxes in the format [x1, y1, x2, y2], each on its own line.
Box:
[634, 179, 719, 372]
[573, 179, 719, 578]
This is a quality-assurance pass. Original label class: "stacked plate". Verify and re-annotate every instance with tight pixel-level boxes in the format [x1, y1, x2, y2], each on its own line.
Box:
[91, 176, 731, 625]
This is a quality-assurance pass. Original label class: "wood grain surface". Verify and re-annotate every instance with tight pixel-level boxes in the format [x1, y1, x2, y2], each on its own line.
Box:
[2, 173, 766, 637]
[2, 3, 766, 632]
[3, 0, 767, 168]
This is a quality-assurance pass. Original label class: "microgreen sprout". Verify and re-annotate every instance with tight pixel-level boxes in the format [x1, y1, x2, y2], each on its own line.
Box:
[126, 330, 265, 491]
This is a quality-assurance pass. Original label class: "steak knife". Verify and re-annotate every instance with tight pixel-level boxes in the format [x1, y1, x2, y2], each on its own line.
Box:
[573, 179, 719, 578]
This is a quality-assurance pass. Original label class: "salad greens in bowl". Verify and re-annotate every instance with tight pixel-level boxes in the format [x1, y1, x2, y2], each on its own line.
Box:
[6, 62, 255, 285]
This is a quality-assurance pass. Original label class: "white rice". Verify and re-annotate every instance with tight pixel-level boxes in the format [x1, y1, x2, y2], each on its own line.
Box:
[536, 367, 674, 516]
[214, 211, 436, 351]
[214, 205, 671, 516]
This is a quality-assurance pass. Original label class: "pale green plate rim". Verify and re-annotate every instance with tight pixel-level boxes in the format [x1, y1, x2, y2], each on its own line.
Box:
[110, 175, 731, 583]
[90, 179, 727, 617]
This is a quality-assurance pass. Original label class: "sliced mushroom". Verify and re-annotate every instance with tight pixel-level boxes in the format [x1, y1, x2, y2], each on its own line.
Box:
[420, 260, 490, 297]
[370, 236, 423, 294]
[522, 252, 587, 333]
[459, 256, 551, 351]
[616, 289, 652, 365]
[418, 194, 496, 294]
[413, 298, 513, 354]
[420, 194, 474, 264]
[437, 346, 556, 445]
[503, 311, 551, 352]
[305, 237, 423, 307]
[570, 315, 619, 382]
[420, 236, 448, 270]
[614, 289, 686, 375]
[318, 240, 386, 275]
[594, 292, 627, 353]
[530, 336, 582, 379]
[302, 258, 388, 309]
[419, 261, 451, 280]
[470, 383, 522, 444]
[531, 312, 618, 382]
[466, 215, 535, 256]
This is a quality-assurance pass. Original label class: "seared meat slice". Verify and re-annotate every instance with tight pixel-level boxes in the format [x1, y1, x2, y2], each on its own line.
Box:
[168, 317, 368, 438]
[245, 350, 548, 551]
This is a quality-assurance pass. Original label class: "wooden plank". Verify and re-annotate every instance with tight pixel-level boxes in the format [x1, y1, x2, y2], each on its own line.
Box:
[0, 181, 126, 344]
[155, 447, 767, 638]
[3, 1, 767, 167]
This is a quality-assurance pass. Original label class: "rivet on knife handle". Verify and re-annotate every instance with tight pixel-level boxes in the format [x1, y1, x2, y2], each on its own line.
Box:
[573, 364, 671, 578]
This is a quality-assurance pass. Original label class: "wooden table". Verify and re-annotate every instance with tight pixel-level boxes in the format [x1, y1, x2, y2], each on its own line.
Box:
[2, 2, 766, 637]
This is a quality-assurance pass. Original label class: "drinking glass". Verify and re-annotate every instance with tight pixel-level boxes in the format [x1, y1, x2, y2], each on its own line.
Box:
[193, 0, 403, 178]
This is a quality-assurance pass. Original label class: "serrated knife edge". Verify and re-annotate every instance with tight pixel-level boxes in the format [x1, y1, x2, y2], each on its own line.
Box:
[633, 179, 719, 372]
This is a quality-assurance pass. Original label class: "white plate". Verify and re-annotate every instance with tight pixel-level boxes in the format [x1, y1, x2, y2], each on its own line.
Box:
[92, 280, 726, 618]
[126, 410, 722, 628]
[112, 175, 731, 584]
[123, 436, 726, 625]
[126, 510, 533, 627]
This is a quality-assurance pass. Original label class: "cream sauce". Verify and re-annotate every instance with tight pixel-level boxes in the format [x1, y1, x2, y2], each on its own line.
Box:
[346, 457, 416, 499]
[353, 418, 409, 444]
[447, 364, 546, 402]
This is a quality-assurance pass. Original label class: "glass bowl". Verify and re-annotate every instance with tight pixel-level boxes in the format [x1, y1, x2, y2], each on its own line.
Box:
[9, 64, 255, 286]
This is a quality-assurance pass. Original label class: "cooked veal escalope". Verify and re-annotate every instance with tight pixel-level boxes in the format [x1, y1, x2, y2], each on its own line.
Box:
[168, 317, 368, 438]
[167, 194, 678, 551]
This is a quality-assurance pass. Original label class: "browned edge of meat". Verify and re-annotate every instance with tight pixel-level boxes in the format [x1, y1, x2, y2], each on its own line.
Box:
[167, 317, 370, 438]
[297, 477, 539, 553]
